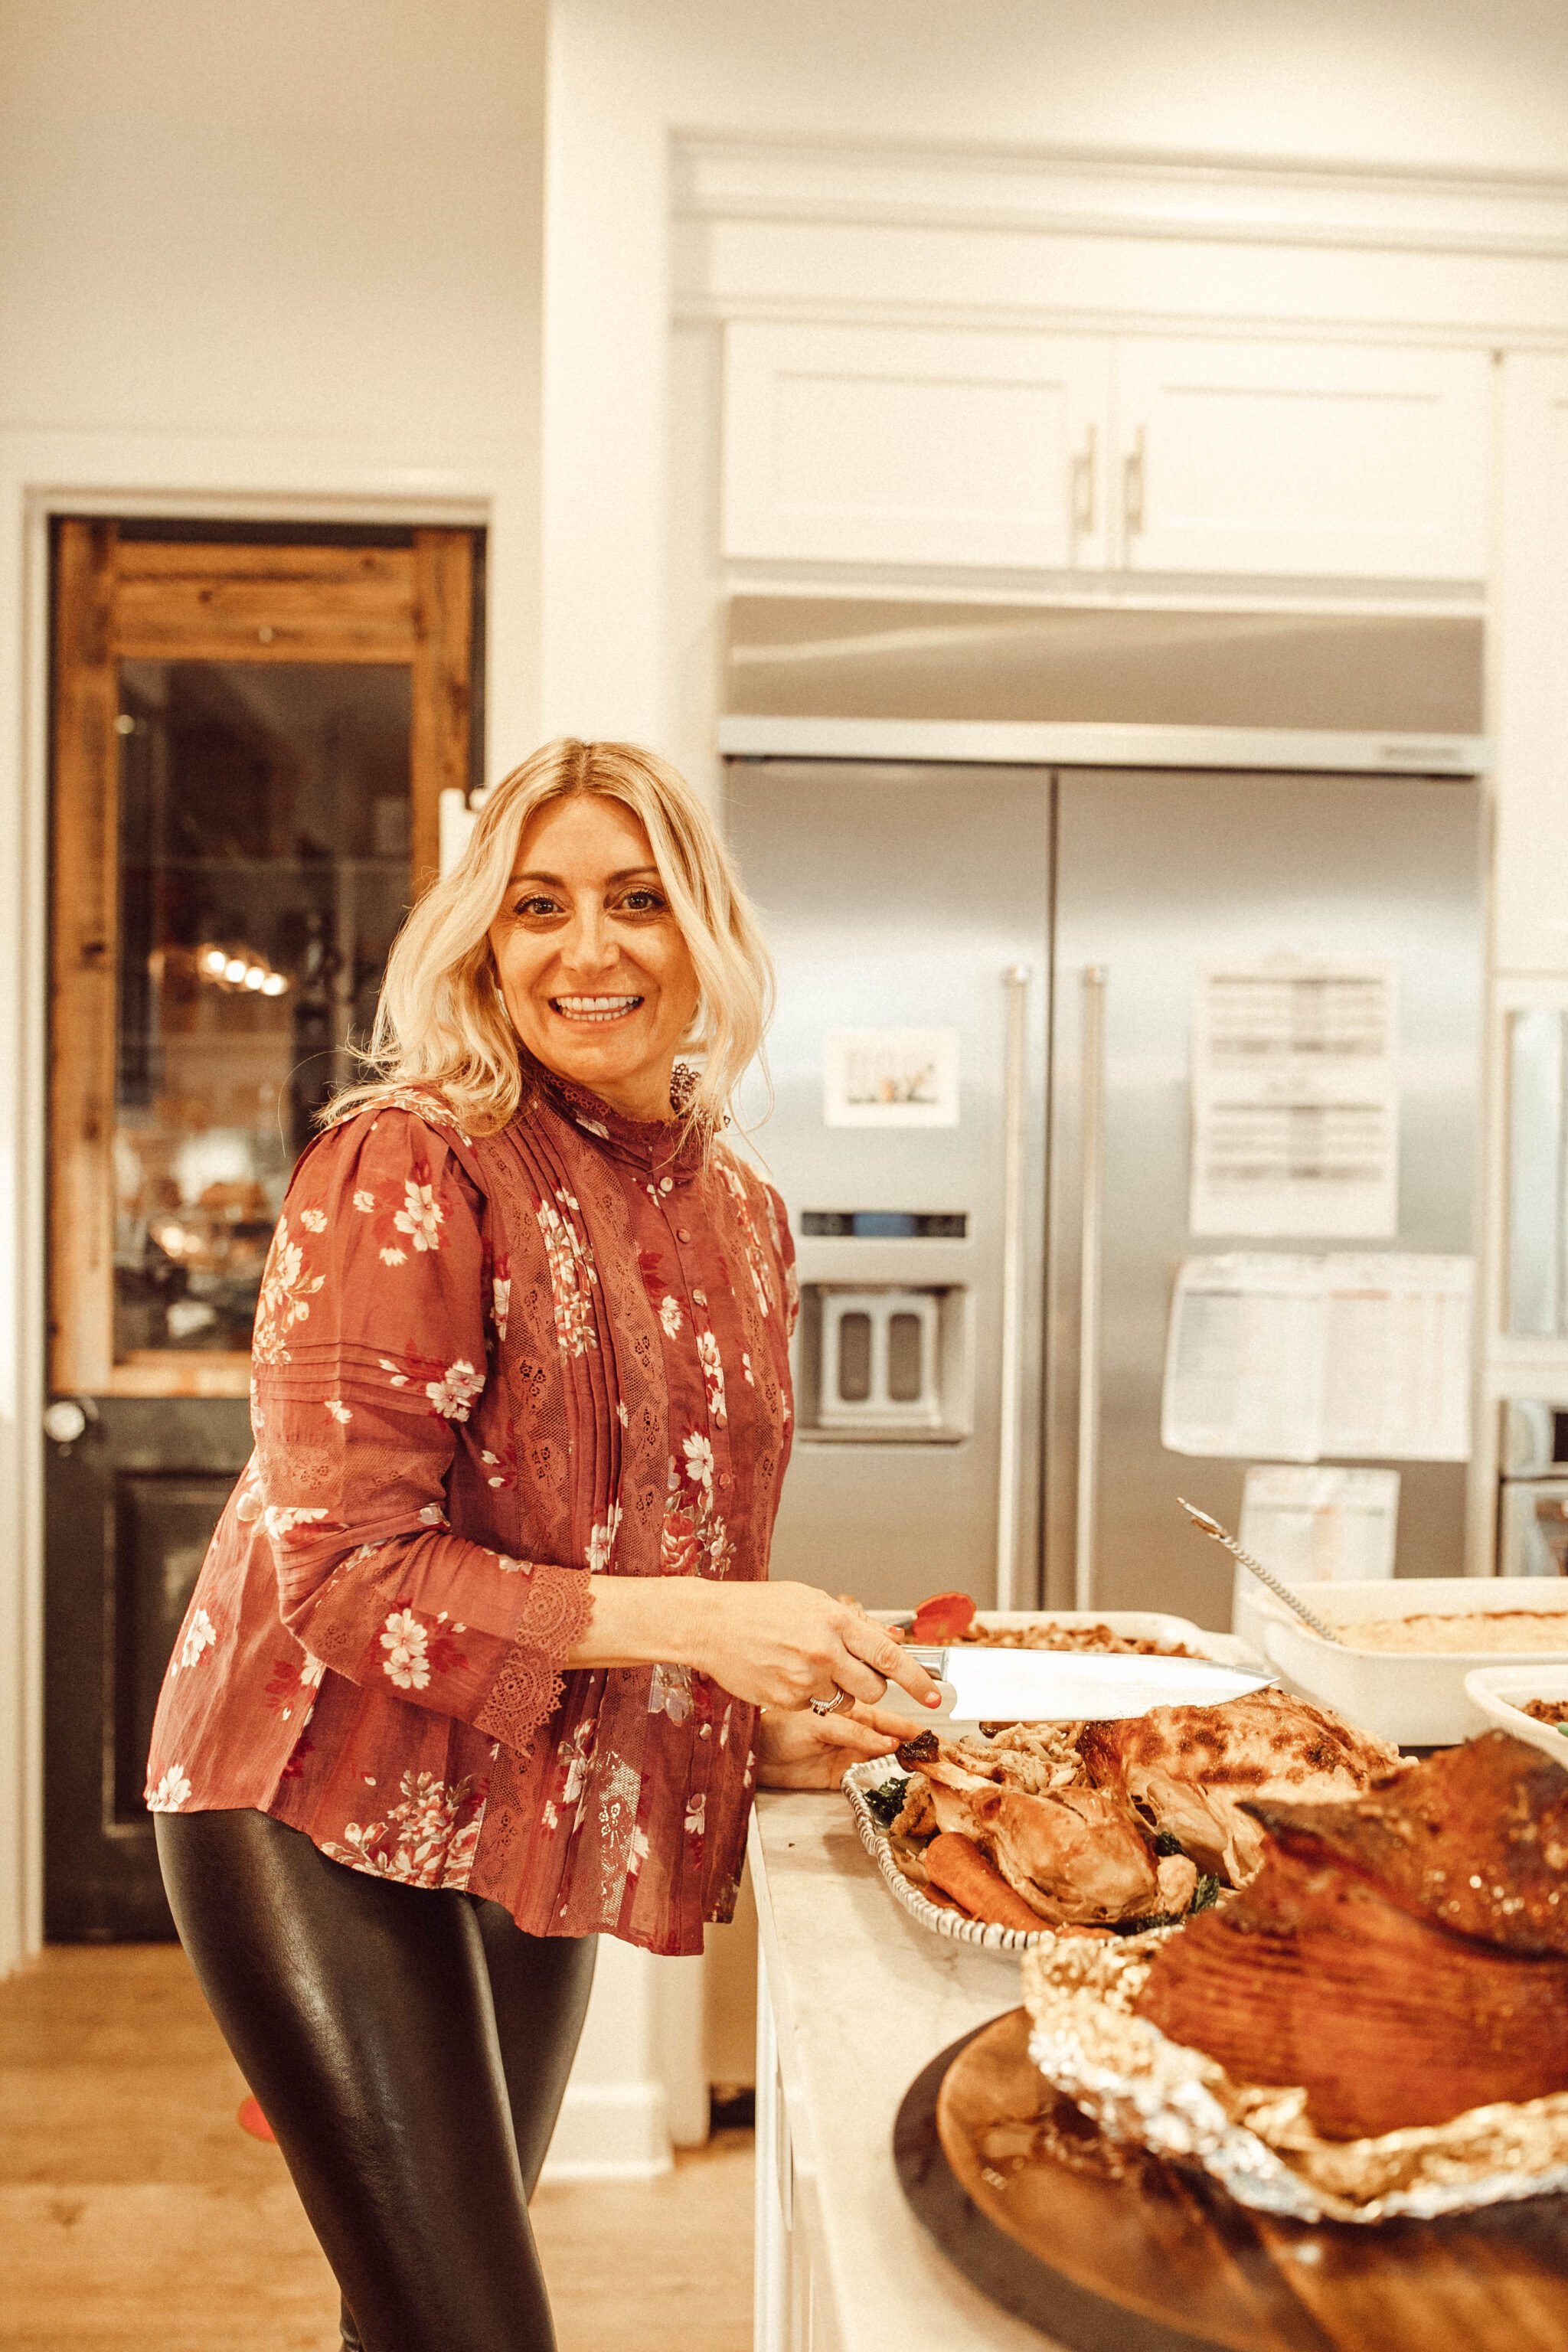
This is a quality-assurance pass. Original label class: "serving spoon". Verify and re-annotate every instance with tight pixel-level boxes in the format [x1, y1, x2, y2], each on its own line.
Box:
[1177, 1498, 1346, 1646]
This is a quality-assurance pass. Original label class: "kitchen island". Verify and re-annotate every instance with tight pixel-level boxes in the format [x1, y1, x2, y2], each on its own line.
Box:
[749, 1787, 1057, 2352]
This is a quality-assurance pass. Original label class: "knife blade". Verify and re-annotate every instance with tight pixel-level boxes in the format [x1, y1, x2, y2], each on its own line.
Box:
[885, 1645, 1274, 1723]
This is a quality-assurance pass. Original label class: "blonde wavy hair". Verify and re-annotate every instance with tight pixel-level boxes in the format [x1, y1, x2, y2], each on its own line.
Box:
[323, 738, 773, 1138]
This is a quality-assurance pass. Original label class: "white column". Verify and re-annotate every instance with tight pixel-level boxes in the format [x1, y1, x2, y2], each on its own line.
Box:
[534, 11, 709, 2176]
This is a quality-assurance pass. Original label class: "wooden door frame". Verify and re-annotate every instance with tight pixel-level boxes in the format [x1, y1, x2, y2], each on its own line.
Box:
[1, 462, 513, 1975]
[49, 520, 477, 1401]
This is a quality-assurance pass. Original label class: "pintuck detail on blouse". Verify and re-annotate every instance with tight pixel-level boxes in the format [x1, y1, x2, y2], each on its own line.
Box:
[145, 1055, 798, 1957]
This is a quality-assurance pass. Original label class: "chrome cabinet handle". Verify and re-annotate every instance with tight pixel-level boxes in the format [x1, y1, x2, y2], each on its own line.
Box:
[995, 963, 1031, 1612]
[1071, 425, 1097, 537]
[1075, 966, 1108, 1612]
[1123, 427, 1147, 542]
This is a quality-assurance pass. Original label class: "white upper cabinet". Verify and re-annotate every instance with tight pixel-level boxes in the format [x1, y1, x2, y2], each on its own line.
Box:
[1115, 339, 1492, 580]
[722, 325, 1112, 570]
[722, 323, 1492, 585]
[1494, 356, 1568, 975]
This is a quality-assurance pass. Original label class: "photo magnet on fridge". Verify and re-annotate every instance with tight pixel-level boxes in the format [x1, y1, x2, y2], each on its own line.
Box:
[822, 1028, 960, 1127]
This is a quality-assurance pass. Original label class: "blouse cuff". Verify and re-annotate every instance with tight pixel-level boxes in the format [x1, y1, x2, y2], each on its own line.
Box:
[475, 1561, 594, 1756]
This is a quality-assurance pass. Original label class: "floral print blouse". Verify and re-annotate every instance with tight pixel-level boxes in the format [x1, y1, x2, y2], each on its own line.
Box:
[145, 1055, 797, 1958]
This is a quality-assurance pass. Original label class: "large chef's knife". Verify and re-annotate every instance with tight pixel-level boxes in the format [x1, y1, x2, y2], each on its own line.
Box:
[884, 1645, 1274, 1723]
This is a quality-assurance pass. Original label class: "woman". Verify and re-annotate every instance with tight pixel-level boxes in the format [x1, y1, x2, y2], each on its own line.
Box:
[147, 737, 939, 2352]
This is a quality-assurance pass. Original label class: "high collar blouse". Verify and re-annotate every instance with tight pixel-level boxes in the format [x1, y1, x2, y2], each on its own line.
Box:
[145, 1056, 798, 1957]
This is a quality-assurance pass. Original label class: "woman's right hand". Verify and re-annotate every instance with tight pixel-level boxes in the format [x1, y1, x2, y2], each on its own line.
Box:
[684, 1579, 943, 1714]
[569, 1574, 944, 1714]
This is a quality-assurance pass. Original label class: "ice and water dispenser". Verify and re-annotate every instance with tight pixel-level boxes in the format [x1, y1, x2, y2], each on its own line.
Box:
[793, 1212, 970, 1441]
[818, 1291, 940, 1429]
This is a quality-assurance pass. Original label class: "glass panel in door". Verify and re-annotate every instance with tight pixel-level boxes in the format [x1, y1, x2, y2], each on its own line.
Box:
[113, 659, 410, 1362]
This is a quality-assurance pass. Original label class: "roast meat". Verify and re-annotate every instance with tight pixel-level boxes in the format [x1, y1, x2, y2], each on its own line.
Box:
[1077, 1686, 1402, 1885]
[895, 1729, 1165, 1926]
[1134, 1732, 1568, 2138]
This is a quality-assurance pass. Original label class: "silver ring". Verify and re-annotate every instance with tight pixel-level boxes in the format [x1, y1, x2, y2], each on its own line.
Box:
[810, 1687, 851, 1717]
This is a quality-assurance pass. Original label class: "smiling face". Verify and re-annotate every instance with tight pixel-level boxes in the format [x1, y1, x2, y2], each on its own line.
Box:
[487, 792, 701, 1119]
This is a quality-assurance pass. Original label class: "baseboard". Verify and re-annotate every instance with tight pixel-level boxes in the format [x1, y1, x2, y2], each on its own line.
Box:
[540, 2078, 675, 2182]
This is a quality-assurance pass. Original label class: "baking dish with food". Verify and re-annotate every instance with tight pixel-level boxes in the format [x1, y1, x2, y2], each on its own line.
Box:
[1247, 1577, 1568, 1745]
[1465, 1665, 1568, 1765]
[874, 1606, 1260, 1668]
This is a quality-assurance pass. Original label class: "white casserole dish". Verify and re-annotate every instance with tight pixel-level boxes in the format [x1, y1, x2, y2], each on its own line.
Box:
[1250, 1578, 1568, 1746]
[1464, 1665, 1568, 1768]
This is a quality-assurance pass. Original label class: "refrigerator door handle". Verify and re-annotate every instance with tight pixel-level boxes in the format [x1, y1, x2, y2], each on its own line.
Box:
[995, 962, 1032, 1610]
[1075, 965, 1109, 1612]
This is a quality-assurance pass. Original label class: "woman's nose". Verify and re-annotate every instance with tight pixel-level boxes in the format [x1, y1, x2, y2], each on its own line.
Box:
[558, 909, 619, 978]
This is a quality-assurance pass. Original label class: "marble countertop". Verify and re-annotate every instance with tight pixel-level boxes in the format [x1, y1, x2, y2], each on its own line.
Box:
[749, 1788, 1062, 2352]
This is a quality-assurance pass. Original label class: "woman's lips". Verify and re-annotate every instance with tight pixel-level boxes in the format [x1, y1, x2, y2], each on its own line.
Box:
[549, 993, 644, 1025]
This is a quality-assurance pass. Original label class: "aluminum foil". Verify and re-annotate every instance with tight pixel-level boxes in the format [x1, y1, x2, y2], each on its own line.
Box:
[1021, 1931, 1568, 2225]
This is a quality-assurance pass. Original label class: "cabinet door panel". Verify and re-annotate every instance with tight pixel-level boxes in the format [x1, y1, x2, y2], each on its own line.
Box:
[723, 323, 1109, 569]
[1495, 357, 1568, 975]
[1116, 339, 1491, 580]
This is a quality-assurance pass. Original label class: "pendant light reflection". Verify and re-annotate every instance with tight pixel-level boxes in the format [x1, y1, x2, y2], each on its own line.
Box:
[198, 943, 289, 998]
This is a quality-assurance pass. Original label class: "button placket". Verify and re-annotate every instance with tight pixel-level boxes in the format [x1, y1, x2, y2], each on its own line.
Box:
[664, 1192, 736, 1516]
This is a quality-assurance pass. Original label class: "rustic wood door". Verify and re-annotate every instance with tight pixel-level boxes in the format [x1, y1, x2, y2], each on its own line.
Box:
[45, 520, 480, 1937]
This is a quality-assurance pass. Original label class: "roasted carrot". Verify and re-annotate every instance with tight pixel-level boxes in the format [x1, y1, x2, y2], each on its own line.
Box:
[923, 1831, 1047, 1933]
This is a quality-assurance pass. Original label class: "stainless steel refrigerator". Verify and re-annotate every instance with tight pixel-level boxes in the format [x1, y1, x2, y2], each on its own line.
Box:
[727, 759, 1482, 1632]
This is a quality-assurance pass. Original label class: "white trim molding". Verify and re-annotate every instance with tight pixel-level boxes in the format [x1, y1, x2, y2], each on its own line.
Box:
[677, 136, 1568, 262]
[540, 2082, 672, 2183]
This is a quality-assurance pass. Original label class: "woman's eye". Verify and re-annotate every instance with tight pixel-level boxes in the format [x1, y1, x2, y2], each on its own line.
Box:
[515, 895, 561, 919]
[622, 890, 666, 913]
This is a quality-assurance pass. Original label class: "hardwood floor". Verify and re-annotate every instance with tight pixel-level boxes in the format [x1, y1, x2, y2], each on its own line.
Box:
[0, 1945, 753, 2352]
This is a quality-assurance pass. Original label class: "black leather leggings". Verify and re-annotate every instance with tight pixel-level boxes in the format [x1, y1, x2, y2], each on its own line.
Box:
[156, 1808, 596, 2352]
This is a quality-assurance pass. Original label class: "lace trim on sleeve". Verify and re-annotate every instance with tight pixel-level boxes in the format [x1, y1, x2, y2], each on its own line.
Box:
[475, 1563, 594, 1757]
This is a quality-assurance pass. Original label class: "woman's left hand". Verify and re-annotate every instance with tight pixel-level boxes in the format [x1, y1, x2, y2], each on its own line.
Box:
[755, 1698, 919, 1790]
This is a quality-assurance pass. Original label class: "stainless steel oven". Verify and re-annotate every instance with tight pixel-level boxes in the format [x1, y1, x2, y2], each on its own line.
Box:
[1499, 1400, 1568, 1576]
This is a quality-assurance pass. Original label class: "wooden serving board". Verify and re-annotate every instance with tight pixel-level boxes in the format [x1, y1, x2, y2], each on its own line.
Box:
[894, 2009, 1568, 2351]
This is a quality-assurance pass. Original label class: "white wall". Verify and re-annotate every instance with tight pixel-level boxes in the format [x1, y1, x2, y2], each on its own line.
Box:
[557, 0, 1568, 172]
[0, 0, 549, 754]
[0, 0, 543, 445]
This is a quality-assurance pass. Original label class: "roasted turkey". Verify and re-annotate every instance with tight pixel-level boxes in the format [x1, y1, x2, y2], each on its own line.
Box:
[890, 1687, 1396, 1930]
[893, 1727, 1178, 1926]
[1077, 1686, 1401, 1884]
